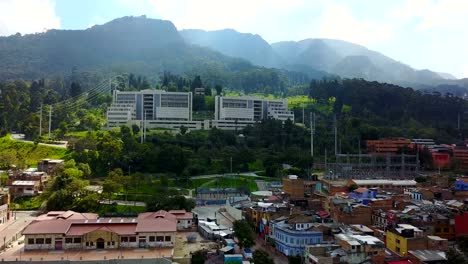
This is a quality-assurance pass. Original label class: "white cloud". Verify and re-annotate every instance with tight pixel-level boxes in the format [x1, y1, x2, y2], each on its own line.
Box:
[0, 0, 60, 36]
[417, 0, 468, 31]
[318, 4, 394, 46]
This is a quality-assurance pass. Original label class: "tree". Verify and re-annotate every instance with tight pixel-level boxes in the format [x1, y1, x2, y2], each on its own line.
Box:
[215, 84, 222, 95]
[288, 255, 302, 264]
[253, 250, 274, 264]
[191, 250, 207, 264]
[70, 82, 82, 98]
[233, 220, 254, 248]
[180, 125, 188, 135]
[447, 249, 466, 264]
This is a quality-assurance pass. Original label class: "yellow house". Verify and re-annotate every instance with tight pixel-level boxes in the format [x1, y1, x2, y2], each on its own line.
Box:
[386, 224, 426, 256]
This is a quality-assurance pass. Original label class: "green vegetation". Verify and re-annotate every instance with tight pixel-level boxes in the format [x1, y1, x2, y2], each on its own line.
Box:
[197, 176, 265, 192]
[0, 135, 69, 168]
[233, 219, 255, 248]
[11, 195, 46, 210]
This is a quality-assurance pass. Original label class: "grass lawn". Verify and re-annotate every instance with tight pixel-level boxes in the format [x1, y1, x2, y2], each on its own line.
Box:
[0, 135, 69, 167]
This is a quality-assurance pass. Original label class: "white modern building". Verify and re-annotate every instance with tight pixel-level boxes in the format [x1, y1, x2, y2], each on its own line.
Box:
[107, 90, 193, 128]
[107, 92, 295, 131]
[214, 96, 294, 124]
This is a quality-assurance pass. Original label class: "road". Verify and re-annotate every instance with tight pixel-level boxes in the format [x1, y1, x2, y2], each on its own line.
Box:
[190, 171, 263, 180]
[10, 134, 68, 149]
[0, 211, 37, 250]
[100, 200, 146, 207]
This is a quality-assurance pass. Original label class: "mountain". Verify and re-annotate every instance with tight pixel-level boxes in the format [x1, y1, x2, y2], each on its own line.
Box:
[0, 16, 308, 94]
[179, 28, 457, 87]
[180, 29, 284, 68]
[272, 38, 449, 86]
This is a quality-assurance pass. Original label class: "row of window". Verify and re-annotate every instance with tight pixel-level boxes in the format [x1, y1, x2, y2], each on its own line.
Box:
[28, 238, 52, 245]
[274, 232, 321, 245]
[120, 236, 171, 242]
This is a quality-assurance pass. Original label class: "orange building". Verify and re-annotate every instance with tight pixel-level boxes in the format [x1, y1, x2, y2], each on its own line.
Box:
[366, 138, 411, 154]
[453, 146, 468, 170]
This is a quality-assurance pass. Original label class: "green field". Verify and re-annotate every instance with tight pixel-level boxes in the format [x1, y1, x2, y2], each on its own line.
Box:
[0, 135, 70, 167]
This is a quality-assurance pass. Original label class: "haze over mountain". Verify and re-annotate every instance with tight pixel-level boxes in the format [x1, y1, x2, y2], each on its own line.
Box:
[181, 28, 459, 88]
[0, 15, 465, 95]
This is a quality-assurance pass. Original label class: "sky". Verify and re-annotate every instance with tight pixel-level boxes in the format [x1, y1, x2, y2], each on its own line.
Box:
[0, 0, 467, 78]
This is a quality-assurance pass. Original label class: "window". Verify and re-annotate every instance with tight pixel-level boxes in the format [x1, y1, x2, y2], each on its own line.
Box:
[149, 236, 155, 242]
[107, 242, 111, 246]
[86, 242, 89, 246]
[165, 236, 171, 242]
[28, 238, 35, 244]
[65, 238, 73, 244]
[90, 242, 94, 246]
[112, 241, 115, 246]
[36, 238, 44, 244]
[188, 220, 191, 224]
[435, 228, 441, 233]
[45, 238, 52, 244]
[129, 237, 136, 242]
[443, 228, 449, 233]
[396, 239, 400, 244]
[74, 238, 81, 244]
[157, 236, 164, 242]
[121, 237, 129, 242]
[396, 247, 400, 252]
[178, 220, 181, 223]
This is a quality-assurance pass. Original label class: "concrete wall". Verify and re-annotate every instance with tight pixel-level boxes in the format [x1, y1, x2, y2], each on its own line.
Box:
[225, 205, 242, 221]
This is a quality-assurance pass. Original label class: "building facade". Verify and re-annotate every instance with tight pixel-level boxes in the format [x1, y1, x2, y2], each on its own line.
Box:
[107, 89, 193, 127]
[22, 210, 191, 250]
[271, 221, 323, 256]
[214, 96, 294, 122]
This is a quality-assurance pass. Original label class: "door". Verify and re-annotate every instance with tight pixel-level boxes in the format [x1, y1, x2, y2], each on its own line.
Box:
[139, 237, 146, 248]
[96, 238, 105, 249]
[55, 239, 62, 250]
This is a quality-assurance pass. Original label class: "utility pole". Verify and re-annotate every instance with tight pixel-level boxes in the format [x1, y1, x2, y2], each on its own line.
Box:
[334, 114, 338, 155]
[230, 157, 233, 174]
[143, 111, 147, 142]
[458, 112, 461, 130]
[302, 106, 305, 124]
[48, 105, 52, 139]
[39, 104, 43, 137]
[310, 112, 315, 158]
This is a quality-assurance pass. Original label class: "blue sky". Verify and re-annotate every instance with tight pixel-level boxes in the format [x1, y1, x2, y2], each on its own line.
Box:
[0, 0, 467, 78]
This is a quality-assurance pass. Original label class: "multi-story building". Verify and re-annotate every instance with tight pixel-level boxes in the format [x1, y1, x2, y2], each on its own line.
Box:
[282, 175, 305, 200]
[366, 138, 411, 154]
[347, 179, 417, 192]
[452, 146, 468, 170]
[335, 233, 386, 264]
[107, 89, 193, 128]
[271, 221, 323, 256]
[214, 96, 294, 123]
[0, 192, 10, 225]
[22, 210, 192, 250]
[386, 224, 426, 257]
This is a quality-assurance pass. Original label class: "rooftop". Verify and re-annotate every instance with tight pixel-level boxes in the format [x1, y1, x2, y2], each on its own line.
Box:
[408, 250, 446, 261]
[352, 179, 416, 186]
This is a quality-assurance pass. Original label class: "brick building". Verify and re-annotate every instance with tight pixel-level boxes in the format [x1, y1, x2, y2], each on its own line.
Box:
[366, 138, 411, 154]
[282, 175, 304, 199]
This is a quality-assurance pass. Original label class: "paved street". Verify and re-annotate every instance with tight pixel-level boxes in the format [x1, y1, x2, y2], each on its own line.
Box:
[0, 211, 36, 250]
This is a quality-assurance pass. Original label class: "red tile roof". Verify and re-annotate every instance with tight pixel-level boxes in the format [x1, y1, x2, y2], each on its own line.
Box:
[354, 187, 369, 193]
[136, 218, 176, 233]
[36, 211, 98, 221]
[168, 210, 193, 220]
[67, 224, 137, 236]
[23, 220, 73, 235]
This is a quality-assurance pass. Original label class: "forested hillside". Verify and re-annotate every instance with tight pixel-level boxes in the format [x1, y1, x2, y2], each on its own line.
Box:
[0, 16, 309, 95]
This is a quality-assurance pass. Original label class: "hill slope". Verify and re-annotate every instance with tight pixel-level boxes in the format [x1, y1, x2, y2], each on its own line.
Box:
[0, 16, 299, 94]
